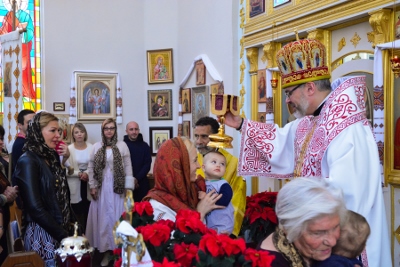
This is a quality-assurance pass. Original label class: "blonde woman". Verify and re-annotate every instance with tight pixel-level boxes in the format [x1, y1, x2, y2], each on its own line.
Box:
[14, 112, 71, 267]
[65, 123, 93, 233]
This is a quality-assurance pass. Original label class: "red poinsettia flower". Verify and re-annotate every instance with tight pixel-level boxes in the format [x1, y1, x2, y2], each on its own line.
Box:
[241, 190, 278, 245]
[175, 209, 206, 234]
[156, 219, 175, 231]
[120, 211, 126, 220]
[263, 192, 278, 203]
[176, 209, 201, 220]
[113, 257, 122, 267]
[198, 233, 225, 257]
[244, 248, 275, 267]
[133, 201, 154, 216]
[262, 206, 278, 224]
[138, 223, 170, 246]
[248, 207, 264, 224]
[153, 258, 182, 267]
[173, 242, 198, 266]
[219, 234, 246, 256]
[249, 192, 277, 205]
[113, 248, 122, 256]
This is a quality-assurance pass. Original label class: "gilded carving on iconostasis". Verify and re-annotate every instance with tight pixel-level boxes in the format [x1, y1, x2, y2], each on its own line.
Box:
[350, 32, 361, 48]
[338, 37, 346, 52]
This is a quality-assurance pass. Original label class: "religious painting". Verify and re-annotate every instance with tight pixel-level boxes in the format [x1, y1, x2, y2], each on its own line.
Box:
[192, 86, 209, 125]
[3, 62, 12, 97]
[55, 114, 72, 144]
[181, 88, 191, 113]
[210, 82, 224, 95]
[273, 0, 290, 8]
[53, 102, 65, 112]
[148, 89, 172, 120]
[257, 112, 266, 123]
[182, 121, 191, 138]
[149, 127, 173, 156]
[196, 60, 206, 85]
[258, 69, 267, 103]
[396, 11, 400, 40]
[76, 72, 116, 122]
[210, 83, 219, 94]
[346, 72, 374, 125]
[249, 0, 265, 17]
[147, 49, 174, 84]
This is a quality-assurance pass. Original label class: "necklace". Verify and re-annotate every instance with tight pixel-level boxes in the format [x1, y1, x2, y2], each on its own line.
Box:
[294, 117, 318, 178]
[74, 142, 87, 150]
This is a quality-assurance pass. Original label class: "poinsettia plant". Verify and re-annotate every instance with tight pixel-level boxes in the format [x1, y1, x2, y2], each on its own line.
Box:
[114, 201, 276, 267]
[239, 191, 278, 245]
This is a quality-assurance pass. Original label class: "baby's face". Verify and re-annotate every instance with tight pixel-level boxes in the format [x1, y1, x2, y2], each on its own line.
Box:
[202, 153, 226, 179]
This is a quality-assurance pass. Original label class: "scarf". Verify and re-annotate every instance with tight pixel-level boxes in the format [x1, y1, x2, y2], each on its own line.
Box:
[23, 112, 71, 229]
[93, 123, 125, 194]
[143, 137, 206, 212]
[0, 164, 10, 194]
[273, 228, 307, 267]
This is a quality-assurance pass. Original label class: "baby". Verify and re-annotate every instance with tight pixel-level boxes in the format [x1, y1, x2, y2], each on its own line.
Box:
[313, 210, 370, 267]
[198, 151, 234, 234]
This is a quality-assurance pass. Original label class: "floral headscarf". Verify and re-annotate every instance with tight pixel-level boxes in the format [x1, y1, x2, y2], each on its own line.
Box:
[23, 112, 70, 228]
[144, 137, 205, 212]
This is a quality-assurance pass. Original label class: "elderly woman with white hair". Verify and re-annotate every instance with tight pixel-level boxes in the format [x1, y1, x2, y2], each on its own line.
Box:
[259, 177, 347, 267]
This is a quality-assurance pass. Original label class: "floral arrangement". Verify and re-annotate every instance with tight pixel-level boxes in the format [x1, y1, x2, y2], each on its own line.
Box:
[239, 191, 278, 245]
[113, 201, 276, 267]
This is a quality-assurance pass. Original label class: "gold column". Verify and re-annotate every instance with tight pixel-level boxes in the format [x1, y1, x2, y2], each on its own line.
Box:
[262, 42, 282, 125]
[246, 47, 259, 121]
[262, 42, 278, 68]
[368, 9, 391, 47]
[251, 176, 259, 196]
[246, 46, 259, 194]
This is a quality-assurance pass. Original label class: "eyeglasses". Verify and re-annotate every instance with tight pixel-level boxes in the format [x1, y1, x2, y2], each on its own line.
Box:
[104, 127, 116, 131]
[285, 83, 303, 98]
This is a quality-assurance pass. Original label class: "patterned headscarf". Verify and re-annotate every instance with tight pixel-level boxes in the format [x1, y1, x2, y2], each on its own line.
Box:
[144, 137, 205, 212]
[93, 119, 125, 194]
[23, 112, 71, 229]
[273, 228, 306, 267]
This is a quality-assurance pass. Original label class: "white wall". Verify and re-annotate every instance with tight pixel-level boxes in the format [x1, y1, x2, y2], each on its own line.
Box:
[41, 0, 240, 152]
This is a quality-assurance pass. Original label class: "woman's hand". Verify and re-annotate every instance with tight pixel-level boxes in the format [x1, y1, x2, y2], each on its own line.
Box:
[79, 171, 89, 182]
[90, 188, 98, 200]
[198, 191, 206, 200]
[57, 143, 70, 158]
[196, 189, 224, 221]
[4, 185, 18, 203]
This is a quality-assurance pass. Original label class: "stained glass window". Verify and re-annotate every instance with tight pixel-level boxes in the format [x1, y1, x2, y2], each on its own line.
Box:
[0, 0, 41, 114]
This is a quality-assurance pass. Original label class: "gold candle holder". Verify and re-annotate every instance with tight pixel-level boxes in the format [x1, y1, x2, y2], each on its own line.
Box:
[208, 94, 241, 148]
[391, 55, 400, 78]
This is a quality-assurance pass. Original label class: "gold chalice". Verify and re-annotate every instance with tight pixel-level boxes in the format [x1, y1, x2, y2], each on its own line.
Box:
[208, 94, 241, 148]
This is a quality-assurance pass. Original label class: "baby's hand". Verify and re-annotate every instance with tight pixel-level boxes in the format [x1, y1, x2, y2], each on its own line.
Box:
[198, 191, 206, 200]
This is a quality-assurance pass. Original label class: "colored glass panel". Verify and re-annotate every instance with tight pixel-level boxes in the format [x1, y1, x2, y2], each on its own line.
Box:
[0, 0, 41, 113]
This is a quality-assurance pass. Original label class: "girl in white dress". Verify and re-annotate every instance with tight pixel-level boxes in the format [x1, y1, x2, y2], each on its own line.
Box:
[86, 118, 135, 266]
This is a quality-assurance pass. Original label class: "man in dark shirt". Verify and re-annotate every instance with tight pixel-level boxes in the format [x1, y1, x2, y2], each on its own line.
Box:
[11, 109, 35, 173]
[123, 121, 152, 202]
[11, 109, 34, 209]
